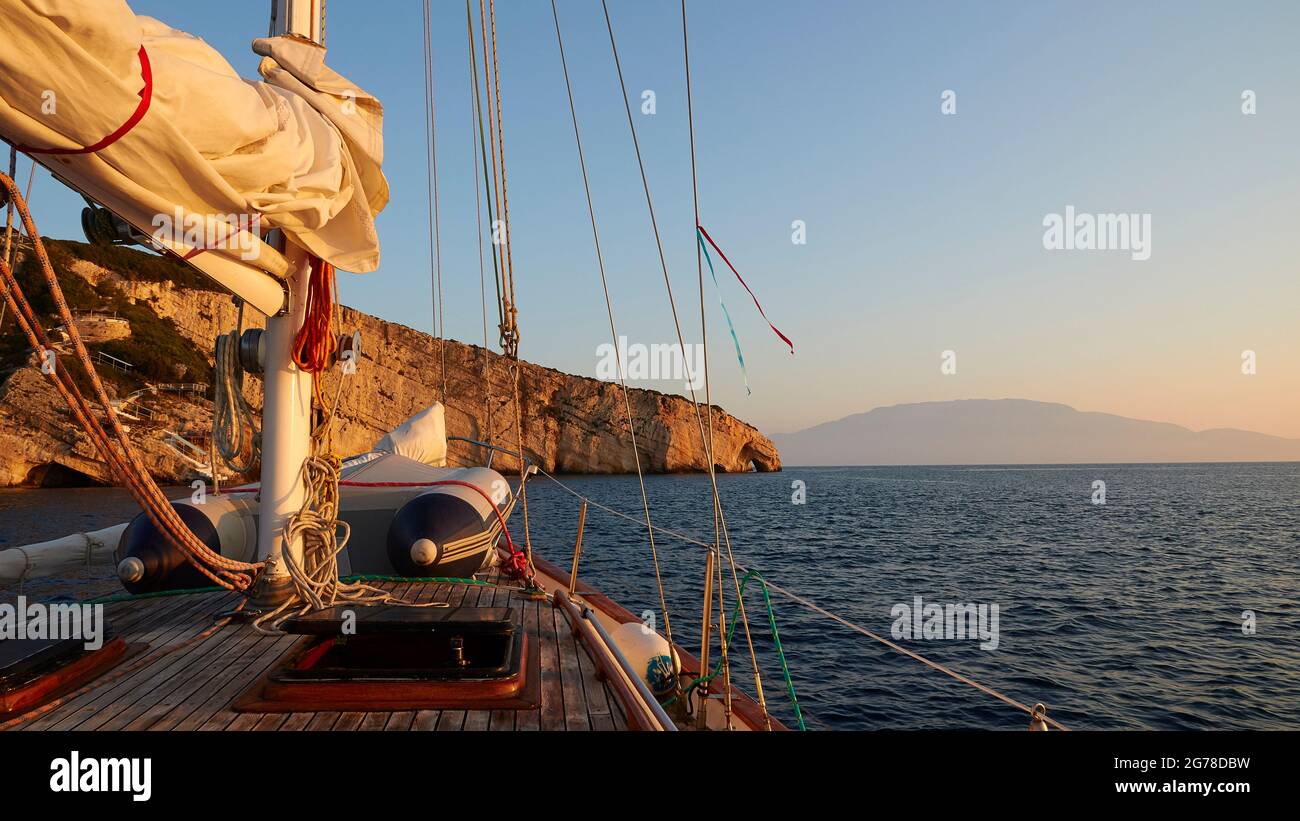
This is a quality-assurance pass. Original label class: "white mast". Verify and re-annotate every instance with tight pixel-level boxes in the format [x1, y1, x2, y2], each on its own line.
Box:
[255, 0, 322, 603]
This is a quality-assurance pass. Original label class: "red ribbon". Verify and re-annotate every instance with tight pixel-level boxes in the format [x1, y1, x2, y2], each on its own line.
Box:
[15, 46, 153, 155]
[696, 224, 794, 354]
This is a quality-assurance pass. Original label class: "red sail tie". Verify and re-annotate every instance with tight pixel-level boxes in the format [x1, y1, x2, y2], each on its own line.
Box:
[15, 46, 153, 156]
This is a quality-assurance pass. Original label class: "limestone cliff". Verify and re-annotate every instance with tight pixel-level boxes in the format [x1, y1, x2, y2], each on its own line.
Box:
[0, 240, 781, 486]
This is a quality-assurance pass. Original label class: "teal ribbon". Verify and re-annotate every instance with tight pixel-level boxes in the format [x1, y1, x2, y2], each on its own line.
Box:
[697, 228, 750, 395]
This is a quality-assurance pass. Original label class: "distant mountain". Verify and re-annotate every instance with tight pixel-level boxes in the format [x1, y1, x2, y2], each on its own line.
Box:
[772, 399, 1300, 466]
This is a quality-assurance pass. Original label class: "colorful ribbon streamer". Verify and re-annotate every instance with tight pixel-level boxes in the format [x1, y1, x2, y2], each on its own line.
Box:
[697, 228, 750, 394]
[696, 224, 795, 355]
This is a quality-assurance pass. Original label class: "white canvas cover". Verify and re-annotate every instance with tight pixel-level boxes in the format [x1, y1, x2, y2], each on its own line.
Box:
[373, 403, 449, 468]
[0, 0, 387, 314]
[0, 523, 126, 582]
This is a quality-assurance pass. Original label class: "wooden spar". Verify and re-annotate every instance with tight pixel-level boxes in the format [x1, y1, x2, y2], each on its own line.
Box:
[695, 547, 715, 729]
[567, 497, 587, 596]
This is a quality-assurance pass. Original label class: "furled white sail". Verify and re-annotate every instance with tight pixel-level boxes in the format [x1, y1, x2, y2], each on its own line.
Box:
[0, 524, 126, 583]
[0, 0, 387, 315]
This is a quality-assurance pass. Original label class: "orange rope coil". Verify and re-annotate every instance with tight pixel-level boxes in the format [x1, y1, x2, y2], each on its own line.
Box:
[291, 255, 338, 375]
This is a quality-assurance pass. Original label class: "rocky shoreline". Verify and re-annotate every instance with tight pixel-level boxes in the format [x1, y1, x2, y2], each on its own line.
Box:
[0, 240, 781, 487]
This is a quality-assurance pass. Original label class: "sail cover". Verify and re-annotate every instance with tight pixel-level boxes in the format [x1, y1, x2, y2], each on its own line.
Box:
[373, 403, 449, 468]
[0, 0, 388, 314]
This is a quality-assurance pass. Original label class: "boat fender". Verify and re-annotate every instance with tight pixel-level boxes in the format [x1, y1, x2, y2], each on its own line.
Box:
[115, 503, 221, 594]
[387, 489, 493, 578]
[609, 621, 679, 698]
[114, 494, 256, 594]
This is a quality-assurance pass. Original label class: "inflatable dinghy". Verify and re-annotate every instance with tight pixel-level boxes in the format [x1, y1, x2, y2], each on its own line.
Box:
[114, 404, 516, 593]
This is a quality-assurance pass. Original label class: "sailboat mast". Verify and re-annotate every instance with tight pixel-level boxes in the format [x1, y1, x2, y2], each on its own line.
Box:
[270, 0, 322, 41]
[254, 0, 323, 603]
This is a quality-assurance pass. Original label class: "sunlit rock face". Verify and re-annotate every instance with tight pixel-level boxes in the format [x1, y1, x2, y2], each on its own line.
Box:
[0, 245, 780, 487]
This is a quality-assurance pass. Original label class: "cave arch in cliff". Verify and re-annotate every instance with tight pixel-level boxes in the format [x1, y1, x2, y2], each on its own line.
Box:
[24, 461, 103, 488]
[738, 443, 778, 473]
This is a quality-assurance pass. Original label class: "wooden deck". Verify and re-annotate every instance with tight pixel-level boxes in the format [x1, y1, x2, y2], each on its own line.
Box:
[8, 573, 630, 731]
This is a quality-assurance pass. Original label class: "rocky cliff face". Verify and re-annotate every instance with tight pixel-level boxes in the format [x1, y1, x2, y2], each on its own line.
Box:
[0, 242, 781, 486]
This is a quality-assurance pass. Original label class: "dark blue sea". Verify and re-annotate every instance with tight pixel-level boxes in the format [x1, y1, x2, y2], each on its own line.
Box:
[520, 463, 1300, 730]
[4, 463, 1298, 730]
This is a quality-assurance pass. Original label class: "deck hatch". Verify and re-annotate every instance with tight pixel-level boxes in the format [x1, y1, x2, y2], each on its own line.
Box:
[1, 631, 129, 720]
[233, 605, 539, 713]
[277, 606, 518, 680]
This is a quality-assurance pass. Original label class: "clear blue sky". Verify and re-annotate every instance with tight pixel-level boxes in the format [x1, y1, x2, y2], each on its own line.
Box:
[23, 1, 1300, 437]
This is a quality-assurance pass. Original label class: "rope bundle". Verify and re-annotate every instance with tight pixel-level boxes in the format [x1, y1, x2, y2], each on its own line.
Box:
[213, 321, 258, 474]
[249, 452, 494, 631]
[290, 255, 338, 376]
[253, 275, 478, 628]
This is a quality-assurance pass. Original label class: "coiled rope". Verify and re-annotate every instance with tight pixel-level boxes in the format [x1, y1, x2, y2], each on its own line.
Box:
[253, 269, 461, 629]
[212, 304, 258, 474]
[290, 255, 338, 378]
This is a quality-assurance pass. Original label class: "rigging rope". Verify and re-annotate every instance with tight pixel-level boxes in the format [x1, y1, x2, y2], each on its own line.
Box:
[0, 155, 36, 332]
[485, 0, 518, 357]
[681, 0, 737, 721]
[421, 0, 448, 401]
[603, 0, 767, 726]
[3, 146, 15, 271]
[0, 173, 262, 591]
[467, 0, 535, 584]
[465, 0, 510, 499]
[472, 0, 515, 357]
[463, 7, 495, 450]
[680, 569, 805, 730]
[551, 0, 678, 688]
[466, 0, 505, 342]
[213, 303, 258, 474]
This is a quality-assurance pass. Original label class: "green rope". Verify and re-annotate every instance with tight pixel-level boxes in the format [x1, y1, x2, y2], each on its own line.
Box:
[85, 585, 222, 604]
[84, 576, 501, 605]
[683, 569, 806, 730]
[339, 574, 499, 588]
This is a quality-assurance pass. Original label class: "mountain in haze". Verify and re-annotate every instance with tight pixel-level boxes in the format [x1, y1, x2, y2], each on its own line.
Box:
[772, 399, 1300, 466]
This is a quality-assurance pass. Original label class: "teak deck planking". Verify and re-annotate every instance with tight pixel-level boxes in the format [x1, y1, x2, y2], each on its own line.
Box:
[8, 572, 629, 731]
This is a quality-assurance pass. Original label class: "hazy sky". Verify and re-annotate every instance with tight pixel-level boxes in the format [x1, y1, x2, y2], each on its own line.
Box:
[22, 1, 1300, 438]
